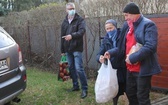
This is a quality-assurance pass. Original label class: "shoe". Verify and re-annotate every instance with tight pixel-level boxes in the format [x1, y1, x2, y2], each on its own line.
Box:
[81, 90, 87, 99]
[67, 87, 80, 92]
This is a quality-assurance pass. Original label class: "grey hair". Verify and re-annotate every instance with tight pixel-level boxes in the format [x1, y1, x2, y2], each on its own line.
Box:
[105, 19, 117, 28]
[66, 2, 75, 9]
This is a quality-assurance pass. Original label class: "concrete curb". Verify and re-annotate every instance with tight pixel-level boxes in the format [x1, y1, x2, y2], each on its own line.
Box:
[151, 96, 168, 105]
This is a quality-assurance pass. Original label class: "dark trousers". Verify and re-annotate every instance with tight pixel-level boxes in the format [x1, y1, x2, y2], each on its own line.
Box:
[126, 71, 152, 105]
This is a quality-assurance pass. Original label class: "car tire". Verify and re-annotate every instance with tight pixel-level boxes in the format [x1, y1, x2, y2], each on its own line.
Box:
[4, 102, 11, 105]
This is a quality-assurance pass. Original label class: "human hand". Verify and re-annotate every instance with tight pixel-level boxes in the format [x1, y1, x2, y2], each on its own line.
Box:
[62, 35, 72, 41]
[99, 55, 105, 63]
[61, 53, 65, 56]
[125, 55, 132, 64]
[104, 51, 110, 59]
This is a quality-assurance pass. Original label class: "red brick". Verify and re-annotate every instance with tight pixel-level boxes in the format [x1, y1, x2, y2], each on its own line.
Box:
[150, 17, 168, 90]
[150, 17, 168, 23]
[158, 30, 168, 35]
[158, 34, 168, 40]
[156, 23, 168, 29]
[158, 56, 168, 61]
[152, 76, 168, 83]
[152, 81, 168, 89]
[157, 48, 168, 53]
[158, 60, 168, 66]
[160, 65, 168, 71]
[158, 41, 168, 47]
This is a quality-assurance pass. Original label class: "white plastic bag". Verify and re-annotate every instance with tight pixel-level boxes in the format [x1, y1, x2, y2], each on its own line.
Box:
[95, 59, 118, 103]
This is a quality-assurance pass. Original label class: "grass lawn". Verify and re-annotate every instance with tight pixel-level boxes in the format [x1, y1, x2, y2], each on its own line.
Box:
[11, 66, 166, 105]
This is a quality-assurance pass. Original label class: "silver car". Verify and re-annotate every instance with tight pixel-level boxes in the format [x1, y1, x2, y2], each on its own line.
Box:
[0, 26, 26, 105]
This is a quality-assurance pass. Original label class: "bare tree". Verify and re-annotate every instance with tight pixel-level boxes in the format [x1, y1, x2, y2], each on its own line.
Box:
[1, 0, 168, 72]
[80, 0, 168, 17]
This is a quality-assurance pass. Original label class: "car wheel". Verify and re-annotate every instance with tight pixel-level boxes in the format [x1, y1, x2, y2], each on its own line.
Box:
[4, 102, 11, 105]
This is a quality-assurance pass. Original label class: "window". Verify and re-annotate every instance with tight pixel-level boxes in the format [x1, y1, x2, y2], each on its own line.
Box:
[0, 30, 14, 48]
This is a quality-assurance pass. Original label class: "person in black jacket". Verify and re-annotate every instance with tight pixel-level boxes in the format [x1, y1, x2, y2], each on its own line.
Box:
[96, 19, 126, 105]
[60, 2, 88, 99]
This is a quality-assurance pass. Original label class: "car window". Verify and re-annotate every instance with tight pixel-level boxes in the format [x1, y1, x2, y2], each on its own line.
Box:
[0, 31, 14, 48]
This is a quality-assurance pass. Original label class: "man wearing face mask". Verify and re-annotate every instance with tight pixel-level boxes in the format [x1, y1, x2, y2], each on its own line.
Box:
[96, 19, 127, 105]
[60, 2, 88, 99]
[117, 2, 162, 105]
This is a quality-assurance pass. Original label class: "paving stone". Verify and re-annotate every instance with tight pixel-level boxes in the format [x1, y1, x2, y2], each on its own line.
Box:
[152, 96, 168, 105]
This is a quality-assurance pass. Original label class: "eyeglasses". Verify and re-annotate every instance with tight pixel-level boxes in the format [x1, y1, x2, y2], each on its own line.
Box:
[67, 8, 74, 10]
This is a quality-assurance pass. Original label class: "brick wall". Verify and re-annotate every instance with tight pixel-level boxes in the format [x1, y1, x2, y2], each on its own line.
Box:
[150, 17, 168, 91]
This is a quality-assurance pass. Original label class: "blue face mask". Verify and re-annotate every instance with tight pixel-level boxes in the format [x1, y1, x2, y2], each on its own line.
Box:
[107, 29, 117, 38]
[107, 29, 117, 47]
[68, 10, 76, 16]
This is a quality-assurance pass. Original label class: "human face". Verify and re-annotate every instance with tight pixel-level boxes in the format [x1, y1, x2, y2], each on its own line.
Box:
[66, 5, 75, 13]
[123, 13, 140, 23]
[123, 13, 135, 23]
[105, 23, 116, 32]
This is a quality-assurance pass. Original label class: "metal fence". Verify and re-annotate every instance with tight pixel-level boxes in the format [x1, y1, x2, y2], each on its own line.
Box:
[2, 15, 123, 77]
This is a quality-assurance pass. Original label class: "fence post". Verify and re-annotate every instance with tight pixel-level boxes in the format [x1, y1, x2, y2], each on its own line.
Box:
[27, 20, 32, 64]
[84, 16, 89, 76]
[98, 17, 101, 46]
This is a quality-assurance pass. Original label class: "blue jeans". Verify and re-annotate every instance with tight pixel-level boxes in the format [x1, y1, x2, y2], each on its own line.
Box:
[66, 52, 88, 91]
[126, 71, 152, 105]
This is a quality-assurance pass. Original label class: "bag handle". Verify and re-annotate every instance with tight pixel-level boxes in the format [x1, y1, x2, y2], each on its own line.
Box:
[60, 55, 67, 63]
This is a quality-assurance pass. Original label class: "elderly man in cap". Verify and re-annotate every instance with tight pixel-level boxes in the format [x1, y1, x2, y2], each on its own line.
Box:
[96, 19, 127, 105]
[117, 2, 162, 105]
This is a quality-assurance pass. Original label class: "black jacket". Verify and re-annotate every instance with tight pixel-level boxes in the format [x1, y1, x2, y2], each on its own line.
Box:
[61, 13, 86, 53]
[96, 29, 127, 83]
[96, 29, 119, 66]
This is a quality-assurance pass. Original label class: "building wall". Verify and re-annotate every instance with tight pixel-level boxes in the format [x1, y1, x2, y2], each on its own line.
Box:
[149, 15, 168, 91]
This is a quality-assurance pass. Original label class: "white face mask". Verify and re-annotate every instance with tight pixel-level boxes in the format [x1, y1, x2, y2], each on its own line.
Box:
[68, 10, 75, 16]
